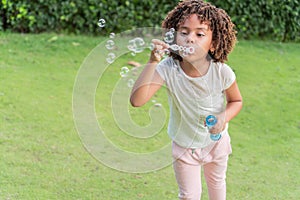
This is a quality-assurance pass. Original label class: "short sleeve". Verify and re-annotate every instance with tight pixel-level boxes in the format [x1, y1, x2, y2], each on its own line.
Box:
[221, 64, 236, 90]
[155, 57, 175, 82]
[155, 61, 167, 82]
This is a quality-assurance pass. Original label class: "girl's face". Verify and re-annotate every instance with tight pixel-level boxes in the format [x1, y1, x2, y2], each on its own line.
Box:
[176, 14, 214, 63]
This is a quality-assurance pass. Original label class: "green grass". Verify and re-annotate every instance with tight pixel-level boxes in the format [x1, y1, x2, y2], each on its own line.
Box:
[0, 32, 299, 199]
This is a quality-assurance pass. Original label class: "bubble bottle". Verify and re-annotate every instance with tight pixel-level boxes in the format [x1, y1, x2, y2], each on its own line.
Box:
[206, 115, 221, 141]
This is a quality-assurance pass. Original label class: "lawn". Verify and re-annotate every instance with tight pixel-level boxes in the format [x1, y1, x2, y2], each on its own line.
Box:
[0, 32, 299, 199]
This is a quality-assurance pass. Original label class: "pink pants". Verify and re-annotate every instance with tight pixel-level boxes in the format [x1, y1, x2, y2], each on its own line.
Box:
[172, 133, 232, 200]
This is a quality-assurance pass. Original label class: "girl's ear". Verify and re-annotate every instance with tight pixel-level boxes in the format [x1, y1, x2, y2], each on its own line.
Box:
[209, 43, 215, 54]
[209, 41, 216, 55]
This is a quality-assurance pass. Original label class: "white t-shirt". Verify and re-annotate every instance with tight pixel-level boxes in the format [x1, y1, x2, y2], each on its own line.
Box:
[156, 57, 236, 148]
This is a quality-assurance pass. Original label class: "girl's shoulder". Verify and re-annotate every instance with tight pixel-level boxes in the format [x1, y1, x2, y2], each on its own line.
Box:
[156, 57, 179, 81]
[158, 57, 177, 68]
[212, 62, 235, 76]
[213, 61, 232, 70]
[156, 57, 178, 73]
[212, 62, 236, 89]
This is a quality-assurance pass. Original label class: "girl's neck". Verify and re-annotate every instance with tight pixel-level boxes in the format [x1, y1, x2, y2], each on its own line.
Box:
[180, 58, 211, 78]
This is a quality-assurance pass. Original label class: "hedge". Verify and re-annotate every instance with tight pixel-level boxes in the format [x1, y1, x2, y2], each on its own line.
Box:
[212, 0, 300, 42]
[0, 0, 299, 42]
[0, 0, 179, 35]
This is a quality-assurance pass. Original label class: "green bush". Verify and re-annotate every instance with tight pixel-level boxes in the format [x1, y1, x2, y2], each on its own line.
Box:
[212, 0, 300, 42]
[0, 0, 299, 41]
[0, 0, 179, 35]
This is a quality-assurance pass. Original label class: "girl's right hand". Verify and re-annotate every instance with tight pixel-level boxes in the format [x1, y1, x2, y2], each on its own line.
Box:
[149, 39, 170, 63]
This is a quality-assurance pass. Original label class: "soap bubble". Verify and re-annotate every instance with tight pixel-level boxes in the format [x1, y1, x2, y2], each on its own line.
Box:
[180, 46, 189, 57]
[97, 18, 106, 28]
[170, 28, 175, 33]
[120, 66, 130, 77]
[188, 46, 195, 54]
[135, 37, 145, 52]
[179, 46, 184, 52]
[106, 52, 116, 64]
[154, 103, 162, 107]
[127, 39, 136, 52]
[182, 49, 189, 57]
[127, 37, 145, 54]
[105, 40, 115, 50]
[177, 46, 195, 57]
[133, 37, 145, 53]
[164, 31, 175, 44]
[149, 43, 155, 51]
[127, 79, 135, 88]
[109, 32, 115, 39]
[164, 49, 170, 55]
[170, 44, 179, 51]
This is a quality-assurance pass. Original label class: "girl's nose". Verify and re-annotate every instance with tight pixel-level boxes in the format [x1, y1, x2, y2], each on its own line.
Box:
[186, 33, 195, 44]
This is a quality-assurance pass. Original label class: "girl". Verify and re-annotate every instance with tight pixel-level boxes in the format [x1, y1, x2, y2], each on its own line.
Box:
[130, 0, 242, 199]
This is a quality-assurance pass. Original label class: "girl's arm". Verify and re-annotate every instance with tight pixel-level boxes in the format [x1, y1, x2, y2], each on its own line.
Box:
[210, 81, 243, 133]
[130, 39, 168, 107]
[224, 81, 243, 123]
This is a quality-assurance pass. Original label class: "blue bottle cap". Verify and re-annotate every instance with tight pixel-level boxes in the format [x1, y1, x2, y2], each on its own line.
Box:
[206, 115, 217, 128]
[210, 133, 221, 141]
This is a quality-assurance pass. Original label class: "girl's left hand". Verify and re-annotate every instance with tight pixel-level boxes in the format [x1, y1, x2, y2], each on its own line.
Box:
[209, 112, 226, 134]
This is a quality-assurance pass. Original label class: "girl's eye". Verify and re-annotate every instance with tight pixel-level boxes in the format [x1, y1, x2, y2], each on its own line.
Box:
[180, 32, 188, 36]
[197, 33, 205, 37]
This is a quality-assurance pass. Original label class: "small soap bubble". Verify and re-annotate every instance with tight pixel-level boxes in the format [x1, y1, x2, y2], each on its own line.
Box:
[133, 37, 145, 53]
[188, 46, 195, 54]
[105, 40, 115, 50]
[164, 31, 175, 44]
[109, 32, 115, 39]
[182, 48, 189, 57]
[127, 39, 136, 52]
[170, 28, 175, 33]
[97, 18, 106, 28]
[170, 44, 179, 51]
[149, 43, 155, 51]
[154, 103, 162, 107]
[178, 46, 184, 52]
[164, 49, 170, 55]
[182, 51, 188, 57]
[127, 79, 135, 88]
[120, 66, 130, 77]
[106, 52, 116, 64]
[127, 37, 146, 53]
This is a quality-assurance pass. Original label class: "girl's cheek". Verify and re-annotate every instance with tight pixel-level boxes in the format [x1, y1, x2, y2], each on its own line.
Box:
[176, 36, 184, 45]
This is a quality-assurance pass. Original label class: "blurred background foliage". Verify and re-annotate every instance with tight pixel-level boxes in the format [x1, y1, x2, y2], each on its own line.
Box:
[0, 0, 299, 42]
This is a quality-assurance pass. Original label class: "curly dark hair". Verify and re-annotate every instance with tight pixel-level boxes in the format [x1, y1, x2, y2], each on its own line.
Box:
[162, 0, 237, 63]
